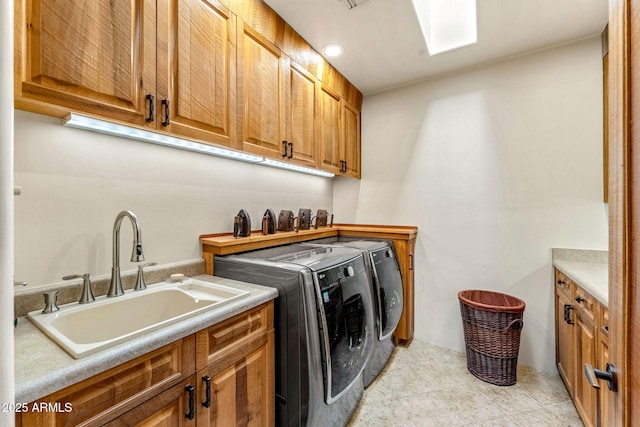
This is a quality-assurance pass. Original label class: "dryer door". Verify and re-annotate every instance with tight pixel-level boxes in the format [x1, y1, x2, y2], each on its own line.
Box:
[314, 256, 373, 404]
[371, 247, 404, 340]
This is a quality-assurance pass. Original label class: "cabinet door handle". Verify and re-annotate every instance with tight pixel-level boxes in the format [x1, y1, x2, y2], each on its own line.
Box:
[584, 363, 617, 392]
[556, 279, 566, 286]
[145, 94, 155, 123]
[185, 384, 195, 420]
[575, 296, 586, 303]
[282, 140, 288, 158]
[161, 99, 170, 126]
[563, 304, 574, 325]
[202, 375, 211, 408]
[288, 142, 294, 159]
[409, 254, 414, 271]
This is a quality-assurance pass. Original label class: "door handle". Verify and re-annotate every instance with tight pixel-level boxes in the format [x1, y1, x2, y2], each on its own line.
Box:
[563, 304, 574, 325]
[584, 363, 617, 392]
[185, 384, 195, 420]
[161, 99, 170, 126]
[202, 375, 211, 408]
[145, 94, 155, 123]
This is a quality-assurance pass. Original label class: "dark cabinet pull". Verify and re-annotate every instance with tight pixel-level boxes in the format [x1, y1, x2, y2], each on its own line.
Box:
[161, 99, 170, 126]
[282, 140, 288, 158]
[339, 160, 347, 173]
[202, 375, 211, 408]
[185, 384, 195, 420]
[575, 296, 586, 303]
[409, 254, 414, 271]
[563, 304, 574, 325]
[584, 363, 617, 392]
[145, 94, 155, 123]
[556, 279, 566, 286]
[288, 142, 294, 159]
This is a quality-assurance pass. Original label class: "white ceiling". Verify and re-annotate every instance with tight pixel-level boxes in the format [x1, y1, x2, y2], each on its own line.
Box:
[263, 0, 609, 95]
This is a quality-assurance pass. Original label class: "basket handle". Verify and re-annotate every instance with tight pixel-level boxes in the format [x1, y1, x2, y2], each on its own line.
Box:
[503, 318, 524, 334]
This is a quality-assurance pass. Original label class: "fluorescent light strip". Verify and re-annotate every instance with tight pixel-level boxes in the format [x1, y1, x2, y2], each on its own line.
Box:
[63, 113, 263, 163]
[63, 114, 335, 177]
[260, 158, 335, 177]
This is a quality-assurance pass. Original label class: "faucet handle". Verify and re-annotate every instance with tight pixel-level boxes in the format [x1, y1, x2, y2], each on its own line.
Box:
[42, 291, 60, 314]
[63, 273, 95, 304]
[134, 262, 157, 291]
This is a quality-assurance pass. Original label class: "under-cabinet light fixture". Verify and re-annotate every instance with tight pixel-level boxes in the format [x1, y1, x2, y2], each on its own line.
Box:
[260, 158, 335, 177]
[63, 114, 263, 163]
[62, 114, 335, 177]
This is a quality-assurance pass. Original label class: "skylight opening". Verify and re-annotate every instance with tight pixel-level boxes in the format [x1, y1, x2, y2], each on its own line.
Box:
[412, 0, 478, 56]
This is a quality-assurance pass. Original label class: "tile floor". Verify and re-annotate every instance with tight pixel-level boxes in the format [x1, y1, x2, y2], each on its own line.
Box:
[347, 340, 584, 426]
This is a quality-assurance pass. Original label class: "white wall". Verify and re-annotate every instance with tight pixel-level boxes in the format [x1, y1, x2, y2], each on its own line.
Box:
[14, 111, 333, 287]
[334, 37, 608, 372]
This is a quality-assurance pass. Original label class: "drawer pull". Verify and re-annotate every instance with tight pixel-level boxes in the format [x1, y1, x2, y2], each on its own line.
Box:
[575, 296, 586, 303]
[185, 384, 195, 420]
[556, 279, 566, 286]
[202, 375, 211, 408]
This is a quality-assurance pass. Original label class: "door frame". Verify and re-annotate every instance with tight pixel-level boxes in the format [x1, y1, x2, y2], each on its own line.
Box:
[607, 0, 638, 424]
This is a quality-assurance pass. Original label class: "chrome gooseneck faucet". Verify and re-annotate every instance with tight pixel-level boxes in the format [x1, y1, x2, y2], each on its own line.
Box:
[108, 210, 145, 297]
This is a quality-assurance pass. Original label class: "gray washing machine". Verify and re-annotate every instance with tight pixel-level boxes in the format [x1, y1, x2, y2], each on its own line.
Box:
[213, 244, 374, 427]
[303, 237, 404, 386]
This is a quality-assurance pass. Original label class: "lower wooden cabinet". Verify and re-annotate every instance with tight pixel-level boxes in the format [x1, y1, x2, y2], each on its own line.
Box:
[554, 269, 607, 427]
[105, 376, 198, 427]
[555, 280, 575, 394]
[574, 308, 598, 427]
[597, 306, 609, 425]
[17, 302, 274, 427]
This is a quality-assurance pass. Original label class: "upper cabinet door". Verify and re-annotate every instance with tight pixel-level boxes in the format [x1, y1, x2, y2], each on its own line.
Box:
[239, 24, 287, 159]
[15, 0, 156, 125]
[157, 0, 238, 148]
[318, 84, 342, 174]
[342, 100, 361, 178]
[288, 62, 317, 168]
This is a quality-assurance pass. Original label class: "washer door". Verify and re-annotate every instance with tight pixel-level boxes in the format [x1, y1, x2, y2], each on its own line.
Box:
[314, 256, 373, 404]
[371, 247, 404, 340]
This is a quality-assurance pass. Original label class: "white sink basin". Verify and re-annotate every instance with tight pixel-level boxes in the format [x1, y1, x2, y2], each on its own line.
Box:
[27, 278, 250, 359]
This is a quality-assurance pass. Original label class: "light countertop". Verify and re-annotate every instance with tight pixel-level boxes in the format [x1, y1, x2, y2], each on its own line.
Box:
[14, 275, 278, 404]
[552, 248, 608, 306]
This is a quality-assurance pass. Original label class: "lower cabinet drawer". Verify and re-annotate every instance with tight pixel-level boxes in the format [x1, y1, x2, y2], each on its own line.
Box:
[19, 336, 195, 427]
[195, 303, 273, 370]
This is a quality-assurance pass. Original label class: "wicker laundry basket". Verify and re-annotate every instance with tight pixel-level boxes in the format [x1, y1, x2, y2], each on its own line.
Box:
[458, 290, 526, 386]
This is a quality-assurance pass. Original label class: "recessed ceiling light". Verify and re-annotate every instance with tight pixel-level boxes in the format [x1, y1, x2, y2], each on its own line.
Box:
[322, 44, 344, 58]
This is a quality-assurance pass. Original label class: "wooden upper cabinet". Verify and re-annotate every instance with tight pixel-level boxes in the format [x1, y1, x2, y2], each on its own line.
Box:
[15, 0, 156, 125]
[287, 62, 317, 168]
[157, 0, 238, 148]
[317, 84, 362, 176]
[239, 24, 287, 159]
[318, 83, 342, 173]
[15, 0, 362, 178]
[342, 100, 361, 178]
